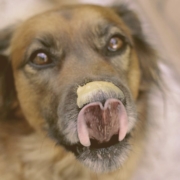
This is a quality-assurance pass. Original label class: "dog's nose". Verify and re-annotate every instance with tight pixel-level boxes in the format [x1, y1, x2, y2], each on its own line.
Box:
[77, 98, 128, 147]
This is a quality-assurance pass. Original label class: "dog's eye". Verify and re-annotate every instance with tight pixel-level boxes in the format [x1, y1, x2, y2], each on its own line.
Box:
[107, 36, 123, 52]
[28, 50, 55, 69]
[31, 52, 51, 66]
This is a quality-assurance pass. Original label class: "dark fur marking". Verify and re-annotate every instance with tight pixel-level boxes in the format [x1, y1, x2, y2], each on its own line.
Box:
[36, 34, 58, 49]
[113, 5, 143, 38]
[59, 9, 73, 20]
[0, 26, 15, 52]
[0, 55, 16, 119]
[114, 5, 159, 88]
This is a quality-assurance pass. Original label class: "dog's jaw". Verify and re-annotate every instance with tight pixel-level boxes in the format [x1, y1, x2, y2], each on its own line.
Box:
[75, 136, 130, 173]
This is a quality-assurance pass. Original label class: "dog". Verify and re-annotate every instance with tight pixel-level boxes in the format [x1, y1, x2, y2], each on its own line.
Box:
[0, 4, 159, 180]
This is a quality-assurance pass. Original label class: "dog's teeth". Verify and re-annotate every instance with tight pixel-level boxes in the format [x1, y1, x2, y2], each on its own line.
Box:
[77, 81, 124, 108]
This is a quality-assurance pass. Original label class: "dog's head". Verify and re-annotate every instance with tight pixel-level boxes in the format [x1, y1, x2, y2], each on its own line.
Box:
[0, 4, 159, 173]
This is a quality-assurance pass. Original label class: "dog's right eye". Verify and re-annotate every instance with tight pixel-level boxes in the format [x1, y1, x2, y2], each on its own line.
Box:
[29, 51, 54, 69]
[31, 52, 51, 65]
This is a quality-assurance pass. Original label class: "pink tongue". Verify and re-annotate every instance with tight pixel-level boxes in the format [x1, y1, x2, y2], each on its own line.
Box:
[77, 98, 128, 147]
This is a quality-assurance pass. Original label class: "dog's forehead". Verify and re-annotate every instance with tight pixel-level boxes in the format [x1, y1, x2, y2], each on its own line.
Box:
[38, 5, 121, 25]
[34, 6, 114, 33]
[15, 5, 126, 37]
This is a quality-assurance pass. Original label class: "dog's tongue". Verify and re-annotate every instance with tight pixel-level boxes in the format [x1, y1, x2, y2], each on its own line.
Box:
[77, 99, 128, 147]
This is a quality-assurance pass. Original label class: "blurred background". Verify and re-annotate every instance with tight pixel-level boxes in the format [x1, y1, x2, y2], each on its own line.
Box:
[0, 0, 180, 179]
[135, 0, 180, 74]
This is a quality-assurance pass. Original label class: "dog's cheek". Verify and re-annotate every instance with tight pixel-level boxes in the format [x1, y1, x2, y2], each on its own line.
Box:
[13, 70, 48, 132]
[127, 49, 141, 100]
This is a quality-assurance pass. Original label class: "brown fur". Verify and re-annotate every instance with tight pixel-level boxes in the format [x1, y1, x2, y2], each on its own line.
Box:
[0, 4, 159, 180]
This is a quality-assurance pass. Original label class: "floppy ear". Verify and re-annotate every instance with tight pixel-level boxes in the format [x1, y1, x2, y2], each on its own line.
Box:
[113, 5, 160, 90]
[0, 25, 15, 54]
[0, 26, 17, 120]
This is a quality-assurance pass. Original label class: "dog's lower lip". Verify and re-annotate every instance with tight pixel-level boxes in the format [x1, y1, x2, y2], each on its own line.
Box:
[66, 133, 130, 156]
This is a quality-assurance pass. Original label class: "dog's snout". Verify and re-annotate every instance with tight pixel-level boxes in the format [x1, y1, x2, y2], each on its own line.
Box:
[76, 81, 128, 147]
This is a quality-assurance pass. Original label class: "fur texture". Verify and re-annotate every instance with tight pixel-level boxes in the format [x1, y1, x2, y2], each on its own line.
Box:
[0, 4, 159, 180]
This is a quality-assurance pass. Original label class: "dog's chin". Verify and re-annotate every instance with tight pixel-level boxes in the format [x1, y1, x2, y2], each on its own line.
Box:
[62, 134, 131, 173]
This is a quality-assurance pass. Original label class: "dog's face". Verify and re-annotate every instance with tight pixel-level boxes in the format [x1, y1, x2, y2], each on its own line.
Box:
[1, 4, 158, 173]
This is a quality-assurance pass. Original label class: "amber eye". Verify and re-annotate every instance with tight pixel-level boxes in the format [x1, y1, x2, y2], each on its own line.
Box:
[107, 36, 124, 52]
[31, 52, 51, 66]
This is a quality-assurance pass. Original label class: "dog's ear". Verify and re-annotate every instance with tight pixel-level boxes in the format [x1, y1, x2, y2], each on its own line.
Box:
[0, 26, 17, 120]
[113, 5, 160, 90]
[0, 26, 15, 54]
[0, 54, 17, 119]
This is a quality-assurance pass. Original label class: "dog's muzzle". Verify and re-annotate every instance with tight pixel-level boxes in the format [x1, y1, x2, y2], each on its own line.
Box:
[77, 81, 128, 147]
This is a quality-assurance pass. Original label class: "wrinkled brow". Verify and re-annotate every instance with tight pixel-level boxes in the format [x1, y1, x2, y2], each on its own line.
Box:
[35, 34, 57, 48]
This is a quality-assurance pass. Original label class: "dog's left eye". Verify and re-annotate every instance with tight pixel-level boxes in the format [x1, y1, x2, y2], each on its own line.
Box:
[107, 36, 124, 52]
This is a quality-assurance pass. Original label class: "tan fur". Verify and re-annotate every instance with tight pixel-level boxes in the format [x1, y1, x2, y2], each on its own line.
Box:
[127, 49, 141, 99]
